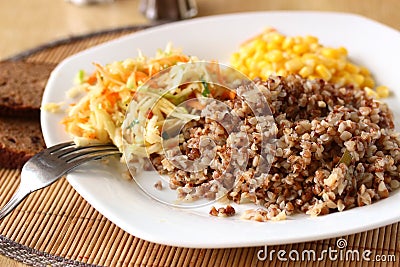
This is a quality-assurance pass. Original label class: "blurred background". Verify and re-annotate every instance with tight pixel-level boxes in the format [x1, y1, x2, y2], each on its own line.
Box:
[0, 0, 399, 60]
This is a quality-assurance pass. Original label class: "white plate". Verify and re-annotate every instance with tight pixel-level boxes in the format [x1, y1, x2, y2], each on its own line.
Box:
[41, 11, 400, 248]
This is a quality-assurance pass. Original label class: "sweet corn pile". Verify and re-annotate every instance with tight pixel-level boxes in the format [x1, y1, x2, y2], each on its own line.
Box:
[230, 28, 389, 98]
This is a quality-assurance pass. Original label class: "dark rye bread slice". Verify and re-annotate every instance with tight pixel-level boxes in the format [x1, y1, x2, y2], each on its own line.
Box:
[0, 116, 46, 169]
[0, 61, 55, 117]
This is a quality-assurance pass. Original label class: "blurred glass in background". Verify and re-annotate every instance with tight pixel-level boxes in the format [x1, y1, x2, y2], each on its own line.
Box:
[140, 0, 198, 21]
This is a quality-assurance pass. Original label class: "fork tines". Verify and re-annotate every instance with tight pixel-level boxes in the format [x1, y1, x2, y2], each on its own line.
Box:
[48, 142, 121, 164]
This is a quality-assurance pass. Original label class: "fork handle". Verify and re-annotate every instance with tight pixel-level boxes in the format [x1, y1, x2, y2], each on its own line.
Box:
[0, 187, 30, 220]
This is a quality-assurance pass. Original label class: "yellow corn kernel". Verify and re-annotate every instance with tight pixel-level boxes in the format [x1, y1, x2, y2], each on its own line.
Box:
[359, 66, 371, 76]
[270, 32, 285, 44]
[266, 50, 284, 62]
[262, 69, 275, 78]
[271, 62, 280, 70]
[308, 75, 318, 81]
[245, 58, 254, 68]
[320, 48, 340, 59]
[364, 87, 378, 98]
[253, 50, 264, 62]
[276, 69, 288, 76]
[315, 64, 332, 81]
[285, 58, 303, 72]
[330, 76, 346, 87]
[302, 53, 319, 60]
[248, 59, 262, 71]
[304, 35, 319, 44]
[248, 72, 257, 79]
[376, 85, 390, 98]
[345, 63, 360, 74]
[299, 66, 313, 77]
[282, 37, 294, 50]
[341, 72, 352, 84]
[351, 74, 365, 87]
[363, 77, 375, 88]
[302, 59, 316, 70]
[293, 44, 308, 55]
[260, 62, 272, 71]
[256, 61, 267, 70]
[267, 41, 280, 51]
[239, 47, 252, 57]
[302, 53, 318, 68]
[253, 39, 265, 48]
[293, 36, 304, 44]
[335, 59, 347, 71]
[337, 47, 348, 56]
[309, 43, 321, 52]
[320, 57, 336, 68]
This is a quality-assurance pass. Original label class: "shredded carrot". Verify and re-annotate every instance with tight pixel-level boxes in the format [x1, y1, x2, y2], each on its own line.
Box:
[135, 71, 149, 83]
[151, 55, 190, 67]
[83, 132, 97, 139]
[105, 92, 120, 107]
[87, 73, 97, 85]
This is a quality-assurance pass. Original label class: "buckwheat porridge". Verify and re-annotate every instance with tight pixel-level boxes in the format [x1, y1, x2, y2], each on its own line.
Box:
[143, 74, 400, 221]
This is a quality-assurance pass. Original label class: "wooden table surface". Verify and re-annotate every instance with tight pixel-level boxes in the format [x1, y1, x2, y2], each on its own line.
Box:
[0, 0, 399, 266]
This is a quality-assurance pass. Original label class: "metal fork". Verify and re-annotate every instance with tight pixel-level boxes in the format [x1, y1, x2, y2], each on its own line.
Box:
[0, 141, 121, 220]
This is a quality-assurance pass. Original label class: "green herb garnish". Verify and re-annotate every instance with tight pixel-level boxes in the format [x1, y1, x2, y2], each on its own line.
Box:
[74, 70, 85, 84]
[201, 79, 210, 97]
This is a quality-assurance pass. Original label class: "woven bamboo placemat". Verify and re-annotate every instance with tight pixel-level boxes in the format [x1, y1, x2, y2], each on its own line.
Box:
[0, 25, 399, 267]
